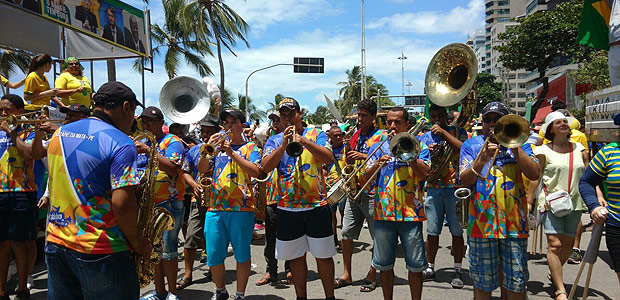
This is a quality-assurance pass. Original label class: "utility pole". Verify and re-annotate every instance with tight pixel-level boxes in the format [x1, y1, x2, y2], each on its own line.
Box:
[397, 51, 407, 95]
[406, 81, 413, 95]
[361, 0, 367, 100]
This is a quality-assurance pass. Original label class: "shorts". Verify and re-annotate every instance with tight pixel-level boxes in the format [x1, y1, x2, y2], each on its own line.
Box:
[424, 188, 463, 236]
[275, 205, 336, 260]
[182, 193, 192, 225]
[341, 193, 375, 240]
[0, 192, 38, 242]
[542, 210, 582, 237]
[330, 197, 346, 213]
[184, 202, 206, 249]
[468, 237, 529, 293]
[606, 224, 620, 272]
[372, 220, 426, 273]
[158, 200, 185, 260]
[204, 211, 254, 266]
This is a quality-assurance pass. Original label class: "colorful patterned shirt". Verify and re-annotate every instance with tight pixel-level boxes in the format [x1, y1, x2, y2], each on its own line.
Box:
[588, 142, 620, 226]
[327, 144, 346, 187]
[209, 142, 260, 212]
[46, 117, 140, 254]
[182, 142, 203, 203]
[0, 129, 36, 192]
[350, 127, 388, 193]
[263, 127, 330, 210]
[153, 133, 186, 204]
[265, 168, 280, 205]
[367, 138, 431, 222]
[459, 135, 535, 239]
[417, 125, 468, 188]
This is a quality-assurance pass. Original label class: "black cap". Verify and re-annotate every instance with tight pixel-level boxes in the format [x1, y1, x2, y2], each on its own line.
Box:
[200, 114, 220, 127]
[94, 81, 143, 108]
[60, 103, 90, 115]
[140, 106, 164, 120]
[278, 97, 300, 112]
[220, 109, 246, 124]
[481, 102, 509, 118]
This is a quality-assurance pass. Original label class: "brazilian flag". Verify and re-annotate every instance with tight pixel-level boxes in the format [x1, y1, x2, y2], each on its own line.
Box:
[577, 0, 612, 50]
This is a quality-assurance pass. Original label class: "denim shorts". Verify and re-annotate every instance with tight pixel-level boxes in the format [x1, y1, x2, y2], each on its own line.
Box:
[468, 237, 529, 292]
[204, 211, 255, 266]
[424, 188, 463, 237]
[542, 210, 582, 237]
[372, 220, 426, 273]
[0, 192, 38, 242]
[158, 200, 185, 260]
[45, 242, 139, 300]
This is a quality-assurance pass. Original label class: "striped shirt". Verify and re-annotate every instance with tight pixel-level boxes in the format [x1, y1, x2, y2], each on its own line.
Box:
[588, 142, 620, 226]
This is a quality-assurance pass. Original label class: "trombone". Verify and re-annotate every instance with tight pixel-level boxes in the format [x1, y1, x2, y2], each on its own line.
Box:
[201, 129, 232, 159]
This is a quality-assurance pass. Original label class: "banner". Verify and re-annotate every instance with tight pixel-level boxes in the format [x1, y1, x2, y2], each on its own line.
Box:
[0, 3, 62, 57]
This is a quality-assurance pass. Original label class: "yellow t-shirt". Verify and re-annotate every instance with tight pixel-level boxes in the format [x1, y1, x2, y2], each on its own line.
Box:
[54, 72, 92, 107]
[23, 72, 51, 108]
[538, 128, 589, 153]
[1, 75, 8, 87]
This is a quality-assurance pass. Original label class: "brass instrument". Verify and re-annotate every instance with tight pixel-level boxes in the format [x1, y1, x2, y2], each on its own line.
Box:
[133, 130, 175, 287]
[159, 76, 212, 124]
[253, 171, 269, 218]
[352, 119, 427, 201]
[198, 175, 212, 208]
[424, 43, 478, 182]
[285, 125, 303, 157]
[327, 126, 356, 204]
[472, 114, 529, 179]
[201, 130, 232, 159]
[454, 187, 471, 228]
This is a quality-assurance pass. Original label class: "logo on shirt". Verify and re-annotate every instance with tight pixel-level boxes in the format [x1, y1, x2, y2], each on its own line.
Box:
[49, 205, 72, 227]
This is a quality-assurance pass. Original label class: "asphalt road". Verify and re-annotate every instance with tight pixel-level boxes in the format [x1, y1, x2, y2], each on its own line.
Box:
[17, 214, 620, 299]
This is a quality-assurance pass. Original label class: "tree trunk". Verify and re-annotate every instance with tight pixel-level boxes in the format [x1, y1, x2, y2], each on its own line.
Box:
[529, 71, 549, 123]
[107, 59, 116, 82]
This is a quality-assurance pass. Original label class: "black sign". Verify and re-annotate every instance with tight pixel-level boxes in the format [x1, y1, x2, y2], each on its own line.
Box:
[405, 95, 425, 106]
[294, 57, 324, 73]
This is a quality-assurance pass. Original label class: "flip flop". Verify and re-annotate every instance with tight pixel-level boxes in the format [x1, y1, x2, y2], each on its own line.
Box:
[334, 277, 351, 289]
[175, 277, 192, 290]
[255, 275, 277, 286]
[360, 279, 377, 292]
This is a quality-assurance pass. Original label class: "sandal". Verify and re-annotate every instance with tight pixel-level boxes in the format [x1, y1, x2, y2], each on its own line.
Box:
[175, 277, 192, 290]
[334, 277, 351, 289]
[555, 290, 568, 300]
[286, 272, 293, 285]
[360, 279, 377, 292]
[255, 274, 277, 286]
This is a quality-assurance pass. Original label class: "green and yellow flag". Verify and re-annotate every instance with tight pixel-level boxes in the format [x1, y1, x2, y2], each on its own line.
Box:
[577, 0, 612, 50]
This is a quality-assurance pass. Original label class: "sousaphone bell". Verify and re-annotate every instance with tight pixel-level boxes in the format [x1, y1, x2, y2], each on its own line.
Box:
[159, 76, 214, 124]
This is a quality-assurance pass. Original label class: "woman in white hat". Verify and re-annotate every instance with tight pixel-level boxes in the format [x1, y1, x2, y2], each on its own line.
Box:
[527, 111, 589, 300]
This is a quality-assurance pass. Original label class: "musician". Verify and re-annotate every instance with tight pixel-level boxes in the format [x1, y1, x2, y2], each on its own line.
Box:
[417, 104, 467, 288]
[197, 109, 260, 300]
[459, 102, 539, 300]
[335, 99, 386, 292]
[176, 114, 220, 290]
[256, 111, 292, 287]
[326, 125, 346, 249]
[363, 107, 430, 300]
[44, 82, 149, 300]
[261, 97, 336, 300]
[136, 106, 186, 300]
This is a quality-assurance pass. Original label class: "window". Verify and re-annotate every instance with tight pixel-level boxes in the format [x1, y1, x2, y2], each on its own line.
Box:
[508, 74, 516, 79]
[497, 1, 510, 6]
[486, 1, 494, 8]
[517, 73, 527, 79]
[518, 102, 526, 107]
[510, 93, 516, 98]
[518, 92, 526, 98]
[519, 83, 526, 89]
[497, 17, 510, 22]
[486, 9, 494, 16]
[526, 0, 539, 14]
[497, 9, 510, 14]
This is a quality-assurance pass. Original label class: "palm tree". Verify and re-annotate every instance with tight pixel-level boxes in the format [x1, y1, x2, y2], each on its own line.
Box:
[266, 93, 285, 114]
[0, 48, 30, 78]
[237, 94, 266, 121]
[182, 0, 250, 91]
[138, 0, 213, 79]
[337, 66, 390, 116]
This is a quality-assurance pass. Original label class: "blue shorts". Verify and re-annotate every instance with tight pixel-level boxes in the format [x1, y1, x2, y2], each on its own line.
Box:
[158, 200, 185, 260]
[542, 210, 582, 237]
[424, 188, 463, 236]
[204, 211, 255, 266]
[0, 192, 38, 242]
[468, 237, 529, 293]
[372, 221, 426, 273]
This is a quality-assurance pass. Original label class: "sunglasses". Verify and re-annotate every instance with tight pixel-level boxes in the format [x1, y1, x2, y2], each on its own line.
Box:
[483, 115, 501, 123]
[68, 62, 80, 66]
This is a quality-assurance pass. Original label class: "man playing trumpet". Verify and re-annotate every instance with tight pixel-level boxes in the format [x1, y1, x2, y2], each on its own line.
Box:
[198, 109, 261, 300]
[261, 97, 336, 300]
[363, 107, 431, 300]
[459, 102, 539, 300]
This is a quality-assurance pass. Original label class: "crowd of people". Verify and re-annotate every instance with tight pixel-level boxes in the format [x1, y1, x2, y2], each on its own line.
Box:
[0, 53, 619, 300]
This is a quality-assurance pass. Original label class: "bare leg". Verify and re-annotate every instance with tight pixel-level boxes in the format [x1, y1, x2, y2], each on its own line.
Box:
[11, 241, 29, 292]
[547, 234, 574, 297]
[408, 271, 423, 300]
[365, 265, 377, 283]
[573, 220, 582, 249]
[316, 257, 335, 298]
[452, 235, 464, 264]
[182, 248, 196, 279]
[236, 260, 251, 293]
[0, 241, 10, 297]
[27, 240, 36, 276]
[332, 211, 338, 237]
[153, 261, 167, 294]
[338, 239, 354, 283]
[473, 287, 492, 300]
[210, 263, 226, 289]
[163, 259, 179, 294]
[425, 235, 439, 265]
[289, 254, 308, 298]
[379, 269, 394, 300]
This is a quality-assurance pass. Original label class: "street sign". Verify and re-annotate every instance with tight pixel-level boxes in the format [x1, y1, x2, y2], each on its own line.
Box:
[293, 57, 324, 73]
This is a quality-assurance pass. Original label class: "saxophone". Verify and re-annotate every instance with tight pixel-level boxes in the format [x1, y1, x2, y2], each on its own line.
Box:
[133, 131, 175, 288]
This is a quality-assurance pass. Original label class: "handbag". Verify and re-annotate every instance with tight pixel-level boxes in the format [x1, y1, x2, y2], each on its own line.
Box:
[544, 143, 574, 217]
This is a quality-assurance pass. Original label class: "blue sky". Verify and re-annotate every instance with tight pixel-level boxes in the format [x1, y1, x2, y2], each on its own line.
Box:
[7, 0, 486, 120]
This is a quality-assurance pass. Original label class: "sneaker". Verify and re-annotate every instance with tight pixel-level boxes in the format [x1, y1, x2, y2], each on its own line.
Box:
[140, 291, 167, 300]
[568, 249, 583, 264]
[200, 250, 207, 263]
[234, 296, 245, 300]
[14, 290, 31, 300]
[26, 275, 34, 290]
[166, 293, 180, 300]
[422, 267, 435, 281]
[211, 290, 229, 300]
[450, 269, 464, 289]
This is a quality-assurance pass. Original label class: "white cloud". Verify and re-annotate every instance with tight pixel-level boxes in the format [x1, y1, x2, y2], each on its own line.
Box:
[367, 0, 484, 34]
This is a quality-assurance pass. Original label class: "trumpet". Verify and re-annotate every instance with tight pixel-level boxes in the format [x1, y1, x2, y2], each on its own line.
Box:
[454, 187, 471, 228]
[0, 114, 50, 131]
[201, 129, 232, 159]
[285, 125, 303, 157]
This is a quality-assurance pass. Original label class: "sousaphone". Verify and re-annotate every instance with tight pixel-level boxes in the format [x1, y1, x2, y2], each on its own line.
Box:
[159, 76, 215, 124]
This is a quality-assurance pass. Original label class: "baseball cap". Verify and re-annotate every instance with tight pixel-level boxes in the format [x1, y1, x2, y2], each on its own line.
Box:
[268, 111, 280, 120]
[199, 114, 220, 128]
[140, 106, 164, 120]
[278, 97, 300, 112]
[219, 109, 246, 124]
[60, 103, 90, 115]
[481, 102, 509, 118]
[94, 81, 143, 108]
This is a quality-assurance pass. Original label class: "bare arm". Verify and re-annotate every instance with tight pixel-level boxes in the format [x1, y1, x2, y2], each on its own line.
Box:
[23, 89, 58, 101]
[512, 146, 539, 180]
[527, 154, 546, 212]
[410, 159, 430, 181]
[5, 78, 25, 89]
[299, 135, 333, 165]
[110, 186, 149, 257]
[31, 130, 47, 160]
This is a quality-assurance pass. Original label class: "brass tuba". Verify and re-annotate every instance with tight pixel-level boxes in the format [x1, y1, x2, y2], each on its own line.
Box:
[159, 76, 212, 124]
[133, 130, 175, 288]
[424, 43, 478, 182]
